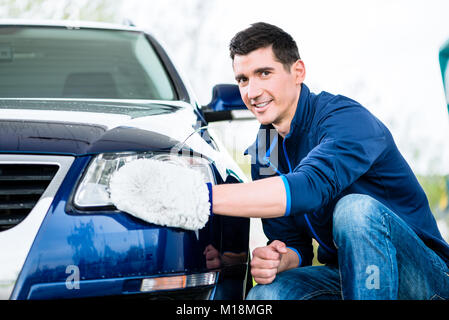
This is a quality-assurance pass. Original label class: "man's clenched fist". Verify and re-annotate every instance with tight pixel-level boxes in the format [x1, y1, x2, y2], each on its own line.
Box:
[250, 240, 288, 285]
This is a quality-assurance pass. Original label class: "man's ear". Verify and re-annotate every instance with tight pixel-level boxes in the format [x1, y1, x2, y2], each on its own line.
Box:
[292, 59, 306, 85]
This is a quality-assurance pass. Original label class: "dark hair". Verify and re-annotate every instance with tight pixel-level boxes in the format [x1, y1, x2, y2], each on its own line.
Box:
[229, 22, 300, 70]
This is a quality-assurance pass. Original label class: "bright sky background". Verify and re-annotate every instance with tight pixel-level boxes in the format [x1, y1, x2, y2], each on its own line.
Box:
[121, 0, 449, 175]
[2, 0, 449, 175]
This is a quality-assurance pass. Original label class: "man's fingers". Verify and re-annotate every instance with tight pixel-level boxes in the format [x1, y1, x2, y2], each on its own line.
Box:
[253, 275, 276, 285]
[250, 255, 281, 269]
[252, 240, 287, 260]
[251, 266, 278, 280]
[270, 240, 288, 254]
[250, 242, 288, 286]
[253, 245, 281, 260]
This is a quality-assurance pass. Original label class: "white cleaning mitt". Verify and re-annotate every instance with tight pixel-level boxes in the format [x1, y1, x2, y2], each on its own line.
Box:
[109, 159, 211, 230]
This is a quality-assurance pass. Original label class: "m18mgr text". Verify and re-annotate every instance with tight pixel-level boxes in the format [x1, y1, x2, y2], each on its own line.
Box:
[176, 304, 273, 317]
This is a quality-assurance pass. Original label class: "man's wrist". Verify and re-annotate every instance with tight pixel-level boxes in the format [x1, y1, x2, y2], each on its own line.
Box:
[278, 247, 301, 272]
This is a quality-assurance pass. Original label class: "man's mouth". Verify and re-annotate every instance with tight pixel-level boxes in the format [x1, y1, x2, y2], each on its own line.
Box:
[252, 99, 273, 112]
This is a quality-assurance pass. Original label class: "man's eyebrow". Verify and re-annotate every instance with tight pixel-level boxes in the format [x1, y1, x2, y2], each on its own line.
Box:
[254, 67, 275, 74]
[235, 67, 275, 81]
[235, 73, 246, 81]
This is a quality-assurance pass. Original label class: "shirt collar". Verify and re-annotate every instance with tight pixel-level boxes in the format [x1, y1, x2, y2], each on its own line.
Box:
[244, 83, 312, 156]
[286, 82, 312, 139]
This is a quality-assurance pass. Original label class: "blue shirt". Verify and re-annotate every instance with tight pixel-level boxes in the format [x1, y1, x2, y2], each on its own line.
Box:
[245, 83, 449, 266]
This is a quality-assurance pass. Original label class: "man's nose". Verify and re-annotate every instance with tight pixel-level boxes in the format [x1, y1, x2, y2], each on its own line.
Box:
[247, 79, 263, 100]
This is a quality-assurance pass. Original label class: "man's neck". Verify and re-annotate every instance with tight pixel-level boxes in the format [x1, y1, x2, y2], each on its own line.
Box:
[273, 89, 301, 138]
[273, 121, 291, 138]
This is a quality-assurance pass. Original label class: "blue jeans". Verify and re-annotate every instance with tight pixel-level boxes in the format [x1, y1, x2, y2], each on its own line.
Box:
[247, 194, 449, 300]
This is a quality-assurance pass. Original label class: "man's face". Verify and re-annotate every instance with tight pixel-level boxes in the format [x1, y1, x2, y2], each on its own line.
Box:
[233, 46, 304, 129]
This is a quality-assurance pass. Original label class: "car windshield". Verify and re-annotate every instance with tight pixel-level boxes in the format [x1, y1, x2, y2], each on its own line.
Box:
[0, 26, 176, 100]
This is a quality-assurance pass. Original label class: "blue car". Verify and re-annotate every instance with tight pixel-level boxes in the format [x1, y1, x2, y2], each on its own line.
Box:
[0, 20, 251, 300]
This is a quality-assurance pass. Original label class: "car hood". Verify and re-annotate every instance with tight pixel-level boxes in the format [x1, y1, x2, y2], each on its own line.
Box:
[0, 99, 217, 159]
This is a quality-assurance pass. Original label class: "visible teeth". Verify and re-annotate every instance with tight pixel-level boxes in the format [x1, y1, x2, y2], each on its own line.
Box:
[255, 101, 270, 108]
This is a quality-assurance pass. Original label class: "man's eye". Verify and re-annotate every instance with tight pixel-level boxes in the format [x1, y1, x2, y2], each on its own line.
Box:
[261, 71, 270, 77]
[237, 78, 247, 84]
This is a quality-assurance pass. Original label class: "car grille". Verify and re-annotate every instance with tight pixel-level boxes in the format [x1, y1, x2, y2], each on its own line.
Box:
[0, 164, 59, 231]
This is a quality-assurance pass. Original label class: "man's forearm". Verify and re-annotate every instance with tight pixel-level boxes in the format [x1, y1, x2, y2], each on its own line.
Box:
[211, 176, 287, 218]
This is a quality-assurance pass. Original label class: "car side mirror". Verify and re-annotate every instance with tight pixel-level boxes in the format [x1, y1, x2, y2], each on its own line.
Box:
[202, 84, 254, 122]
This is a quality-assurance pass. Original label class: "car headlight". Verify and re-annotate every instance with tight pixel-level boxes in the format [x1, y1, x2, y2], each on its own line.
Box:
[73, 152, 215, 208]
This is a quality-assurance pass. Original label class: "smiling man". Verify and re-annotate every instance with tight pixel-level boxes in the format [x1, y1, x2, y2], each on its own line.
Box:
[233, 46, 303, 136]
[211, 22, 449, 300]
[112, 22, 449, 300]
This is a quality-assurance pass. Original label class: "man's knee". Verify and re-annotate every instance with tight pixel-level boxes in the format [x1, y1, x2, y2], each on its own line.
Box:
[246, 283, 278, 300]
[246, 277, 285, 300]
[246, 269, 305, 300]
[246, 266, 341, 300]
[333, 194, 383, 241]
